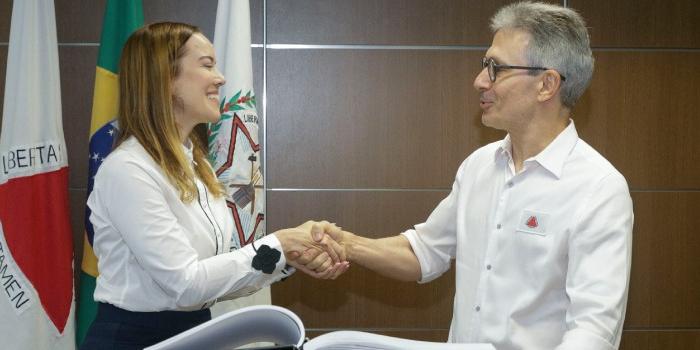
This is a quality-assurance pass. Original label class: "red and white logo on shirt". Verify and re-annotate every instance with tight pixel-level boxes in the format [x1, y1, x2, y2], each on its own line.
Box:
[518, 210, 549, 236]
[526, 216, 538, 228]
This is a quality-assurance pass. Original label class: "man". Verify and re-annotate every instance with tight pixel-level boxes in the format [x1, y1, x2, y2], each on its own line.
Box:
[320, 2, 633, 349]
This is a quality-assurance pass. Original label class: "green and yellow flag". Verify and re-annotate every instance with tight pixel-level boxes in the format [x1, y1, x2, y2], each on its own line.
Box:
[76, 0, 143, 345]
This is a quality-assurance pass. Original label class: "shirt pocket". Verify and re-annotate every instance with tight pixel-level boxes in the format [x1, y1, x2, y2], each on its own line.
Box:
[515, 209, 550, 236]
[512, 210, 561, 283]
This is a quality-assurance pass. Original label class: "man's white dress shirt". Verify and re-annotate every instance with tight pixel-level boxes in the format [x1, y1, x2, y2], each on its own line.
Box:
[88, 137, 289, 312]
[402, 121, 633, 350]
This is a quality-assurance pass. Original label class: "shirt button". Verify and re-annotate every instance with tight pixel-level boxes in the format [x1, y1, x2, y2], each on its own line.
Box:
[475, 306, 481, 312]
[486, 264, 492, 270]
[496, 224, 502, 229]
[507, 182, 514, 188]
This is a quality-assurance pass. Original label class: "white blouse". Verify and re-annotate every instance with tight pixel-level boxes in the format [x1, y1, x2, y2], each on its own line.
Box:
[88, 137, 288, 312]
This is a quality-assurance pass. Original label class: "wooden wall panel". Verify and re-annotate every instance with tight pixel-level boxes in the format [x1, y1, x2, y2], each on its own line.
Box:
[620, 330, 700, 350]
[266, 49, 503, 189]
[58, 46, 98, 189]
[0, 1, 9, 42]
[51, 0, 264, 44]
[144, 0, 265, 44]
[576, 51, 700, 190]
[55, 0, 105, 42]
[0, 46, 5, 128]
[143, 0, 218, 40]
[267, 0, 559, 45]
[1, 0, 9, 126]
[69, 188, 87, 298]
[266, 190, 448, 245]
[571, 0, 700, 48]
[269, 191, 454, 330]
[250, 0, 263, 44]
[275, 265, 454, 329]
[626, 192, 700, 327]
[146, 0, 263, 44]
[0, 0, 263, 45]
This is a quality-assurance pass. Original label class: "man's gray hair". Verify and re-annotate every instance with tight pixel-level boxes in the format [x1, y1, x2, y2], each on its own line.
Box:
[491, 1, 594, 109]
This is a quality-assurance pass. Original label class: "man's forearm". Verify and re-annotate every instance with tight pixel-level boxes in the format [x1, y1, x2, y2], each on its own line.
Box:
[344, 232, 422, 282]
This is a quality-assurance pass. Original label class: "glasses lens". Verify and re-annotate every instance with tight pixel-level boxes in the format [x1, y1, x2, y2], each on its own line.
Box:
[481, 58, 495, 82]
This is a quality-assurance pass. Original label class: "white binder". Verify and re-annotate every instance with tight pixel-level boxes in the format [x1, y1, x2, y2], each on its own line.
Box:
[146, 305, 495, 350]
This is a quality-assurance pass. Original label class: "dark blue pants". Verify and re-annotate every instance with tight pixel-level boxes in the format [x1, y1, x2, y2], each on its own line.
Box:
[79, 302, 211, 350]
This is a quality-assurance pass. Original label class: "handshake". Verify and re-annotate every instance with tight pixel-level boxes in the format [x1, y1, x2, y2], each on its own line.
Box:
[274, 221, 351, 280]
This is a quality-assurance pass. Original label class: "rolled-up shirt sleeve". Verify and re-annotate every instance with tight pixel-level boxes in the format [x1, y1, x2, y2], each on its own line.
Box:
[402, 161, 467, 283]
[556, 173, 634, 350]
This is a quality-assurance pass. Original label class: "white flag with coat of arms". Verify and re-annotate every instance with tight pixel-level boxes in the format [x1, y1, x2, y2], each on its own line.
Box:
[209, 0, 270, 317]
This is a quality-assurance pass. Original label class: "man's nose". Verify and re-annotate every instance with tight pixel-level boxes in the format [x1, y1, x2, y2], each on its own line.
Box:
[473, 68, 491, 91]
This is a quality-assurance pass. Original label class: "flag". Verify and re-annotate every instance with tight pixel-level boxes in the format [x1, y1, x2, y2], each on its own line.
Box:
[75, 0, 143, 345]
[210, 0, 270, 317]
[0, 0, 75, 348]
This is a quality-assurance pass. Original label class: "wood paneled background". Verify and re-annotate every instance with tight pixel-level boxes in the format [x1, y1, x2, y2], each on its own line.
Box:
[1, 0, 699, 348]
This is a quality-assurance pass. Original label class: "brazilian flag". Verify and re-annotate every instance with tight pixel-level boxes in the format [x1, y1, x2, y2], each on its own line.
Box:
[76, 0, 143, 345]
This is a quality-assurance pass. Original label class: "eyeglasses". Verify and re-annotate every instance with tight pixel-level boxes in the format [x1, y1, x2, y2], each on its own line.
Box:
[481, 57, 566, 82]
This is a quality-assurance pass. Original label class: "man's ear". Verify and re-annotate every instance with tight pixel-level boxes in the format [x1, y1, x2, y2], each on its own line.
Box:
[537, 70, 562, 102]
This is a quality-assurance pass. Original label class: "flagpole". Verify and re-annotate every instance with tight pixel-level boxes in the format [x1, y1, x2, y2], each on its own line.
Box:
[262, 0, 268, 228]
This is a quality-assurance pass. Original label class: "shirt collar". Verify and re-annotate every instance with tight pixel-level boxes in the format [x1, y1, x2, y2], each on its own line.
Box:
[534, 120, 578, 178]
[495, 134, 513, 161]
[494, 119, 579, 179]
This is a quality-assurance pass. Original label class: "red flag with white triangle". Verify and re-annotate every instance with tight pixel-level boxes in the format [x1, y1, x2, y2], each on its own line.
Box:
[0, 0, 75, 348]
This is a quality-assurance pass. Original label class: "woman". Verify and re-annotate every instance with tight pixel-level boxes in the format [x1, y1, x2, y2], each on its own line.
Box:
[80, 22, 347, 349]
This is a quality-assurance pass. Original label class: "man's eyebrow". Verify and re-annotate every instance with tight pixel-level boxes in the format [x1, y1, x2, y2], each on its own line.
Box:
[486, 54, 503, 64]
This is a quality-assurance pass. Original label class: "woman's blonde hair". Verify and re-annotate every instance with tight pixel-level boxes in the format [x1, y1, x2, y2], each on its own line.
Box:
[116, 21, 225, 202]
